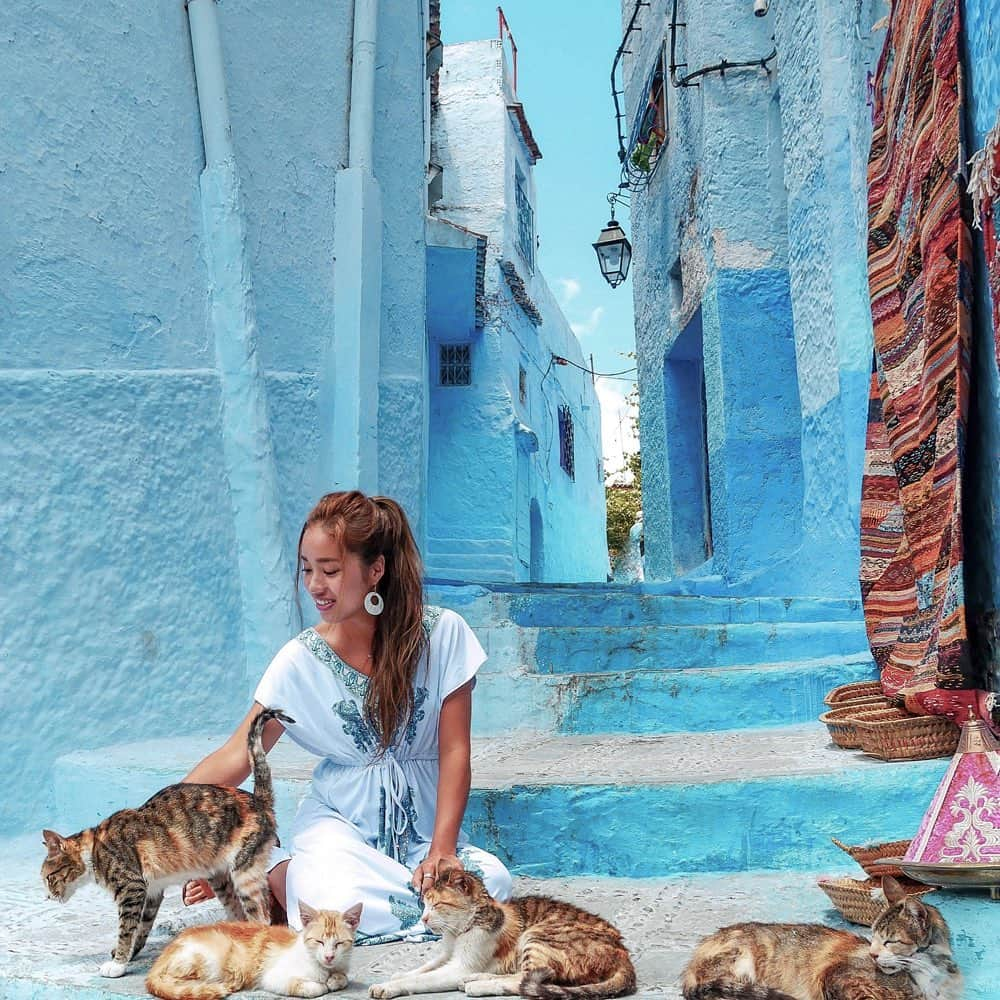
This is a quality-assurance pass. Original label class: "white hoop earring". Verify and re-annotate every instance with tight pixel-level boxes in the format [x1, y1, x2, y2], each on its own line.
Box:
[364, 590, 384, 616]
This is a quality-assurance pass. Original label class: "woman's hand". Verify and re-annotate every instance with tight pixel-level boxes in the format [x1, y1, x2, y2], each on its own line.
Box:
[411, 850, 463, 893]
[183, 879, 216, 905]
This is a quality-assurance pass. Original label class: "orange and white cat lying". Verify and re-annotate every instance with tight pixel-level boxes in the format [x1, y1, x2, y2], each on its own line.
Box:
[146, 901, 361, 1000]
[369, 869, 635, 999]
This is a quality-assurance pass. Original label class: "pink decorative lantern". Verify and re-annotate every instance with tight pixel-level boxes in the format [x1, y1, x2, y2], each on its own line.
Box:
[901, 712, 1000, 898]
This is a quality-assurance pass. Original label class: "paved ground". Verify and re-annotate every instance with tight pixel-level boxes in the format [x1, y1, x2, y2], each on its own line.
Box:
[1, 834, 840, 1000]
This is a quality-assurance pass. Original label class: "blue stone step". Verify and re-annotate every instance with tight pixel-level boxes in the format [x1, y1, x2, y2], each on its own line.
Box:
[492, 620, 870, 674]
[51, 727, 946, 881]
[471, 654, 877, 736]
[424, 582, 865, 629]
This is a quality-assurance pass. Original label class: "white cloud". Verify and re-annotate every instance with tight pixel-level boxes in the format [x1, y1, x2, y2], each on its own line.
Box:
[556, 277, 582, 305]
[595, 377, 639, 484]
[570, 306, 604, 338]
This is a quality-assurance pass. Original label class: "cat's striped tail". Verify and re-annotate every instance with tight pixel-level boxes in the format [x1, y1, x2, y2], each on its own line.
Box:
[520, 966, 637, 999]
[146, 965, 229, 1000]
[247, 707, 294, 815]
[682, 980, 798, 1000]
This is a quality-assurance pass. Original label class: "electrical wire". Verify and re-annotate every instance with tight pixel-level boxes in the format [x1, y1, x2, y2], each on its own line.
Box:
[551, 355, 638, 378]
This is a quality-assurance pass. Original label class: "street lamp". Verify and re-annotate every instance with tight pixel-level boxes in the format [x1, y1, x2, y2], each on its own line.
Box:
[593, 195, 632, 288]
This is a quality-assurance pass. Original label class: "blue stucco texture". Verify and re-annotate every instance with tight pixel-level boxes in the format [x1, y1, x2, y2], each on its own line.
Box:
[626, 0, 880, 595]
[0, 373, 246, 835]
[1, 3, 208, 368]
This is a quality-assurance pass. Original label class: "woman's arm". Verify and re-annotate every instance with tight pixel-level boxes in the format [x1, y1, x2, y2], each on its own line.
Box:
[183, 702, 286, 786]
[410, 680, 473, 890]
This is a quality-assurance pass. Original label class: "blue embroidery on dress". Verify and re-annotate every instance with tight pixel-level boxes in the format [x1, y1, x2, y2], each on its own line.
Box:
[376, 782, 420, 864]
[388, 891, 423, 929]
[404, 686, 429, 745]
[297, 628, 368, 697]
[422, 605, 444, 637]
[333, 700, 379, 755]
[457, 848, 486, 881]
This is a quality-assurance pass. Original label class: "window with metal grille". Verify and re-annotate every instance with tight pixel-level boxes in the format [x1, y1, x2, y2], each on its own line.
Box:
[439, 344, 471, 386]
[515, 164, 534, 271]
[558, 405, 574, 479]
[519, 365, 527, 405]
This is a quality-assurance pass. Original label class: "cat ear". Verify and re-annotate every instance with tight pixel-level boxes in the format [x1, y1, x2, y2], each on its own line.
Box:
[453, 871, 478, 896]
[341, 902, 363, 930]
[298, 901, 318, 926]
[881, 876, 906, 905]
[903, 895, 930, 931]
[42, 829, 64, 853]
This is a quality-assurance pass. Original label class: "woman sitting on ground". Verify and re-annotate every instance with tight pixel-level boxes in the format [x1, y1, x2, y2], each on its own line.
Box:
[181, 490, 512, 940]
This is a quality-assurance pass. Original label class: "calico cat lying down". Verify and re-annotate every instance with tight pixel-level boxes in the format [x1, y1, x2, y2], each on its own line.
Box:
[368, 868, 636, 999]
[41, 707, 293, 978]
[682, 875, 962, 1000]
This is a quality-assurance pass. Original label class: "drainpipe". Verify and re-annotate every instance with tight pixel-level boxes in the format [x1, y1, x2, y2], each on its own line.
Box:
[186, 0, 294, 689]
[319, 0, 383, 495]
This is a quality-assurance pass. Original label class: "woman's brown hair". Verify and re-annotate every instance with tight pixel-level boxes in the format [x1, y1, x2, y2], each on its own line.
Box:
[299, 491, 426, 754]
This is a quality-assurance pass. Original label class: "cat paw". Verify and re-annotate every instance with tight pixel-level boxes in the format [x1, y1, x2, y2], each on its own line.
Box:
[295, 982, 328, 998]
[465, 980, 502, 996]
[370, 983, 405, 998]
[326, 972, 348, 992]
[98, 960, 127, 978]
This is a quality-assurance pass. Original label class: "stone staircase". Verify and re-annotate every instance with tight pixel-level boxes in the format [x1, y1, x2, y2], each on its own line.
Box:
[2, 583, 997, 998]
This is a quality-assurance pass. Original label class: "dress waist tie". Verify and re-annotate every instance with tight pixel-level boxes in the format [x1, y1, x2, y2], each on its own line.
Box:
[376, 752, 434, 866]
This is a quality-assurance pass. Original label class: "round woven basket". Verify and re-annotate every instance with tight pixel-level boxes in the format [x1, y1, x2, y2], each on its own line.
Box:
[817, 876, 936, 926]
[855, 710, 960, 761]
[819, 701, 896, 749]
[824, 679, 885, 707]
[831, 837, 912, 878]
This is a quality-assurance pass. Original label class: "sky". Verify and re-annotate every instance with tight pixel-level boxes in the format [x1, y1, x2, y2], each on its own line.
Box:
[441, 1, 640, 481]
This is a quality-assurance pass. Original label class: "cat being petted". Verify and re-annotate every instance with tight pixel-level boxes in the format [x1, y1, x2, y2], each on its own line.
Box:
[41, 707, 293, 978]
[368, 869, 636, 999]
[146, 901, 361, 1000]
[681, 876, 961, 1000]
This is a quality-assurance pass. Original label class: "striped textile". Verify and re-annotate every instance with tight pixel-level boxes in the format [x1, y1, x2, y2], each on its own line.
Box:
[860, 0, 984, 715]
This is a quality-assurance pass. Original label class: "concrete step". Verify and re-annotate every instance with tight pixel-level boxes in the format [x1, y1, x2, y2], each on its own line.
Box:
[424, 582, 866, 629]
[1, 836, 994, 999]
[52, 726, 946, 880]
[477, 620, 870, 674]
[472, 653, 878, 735]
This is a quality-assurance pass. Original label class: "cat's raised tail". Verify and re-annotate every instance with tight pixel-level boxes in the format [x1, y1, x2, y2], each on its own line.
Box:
[681, 981, 797, 1000]
[520, 966, 637, 999]
[248, 708, 294, 814]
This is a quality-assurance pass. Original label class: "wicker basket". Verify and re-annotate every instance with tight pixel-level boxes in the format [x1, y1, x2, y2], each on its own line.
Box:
[819, 702, 897, 749]
[855, 710, 960, 761]
[831, 837, 912, 877]
[824, 680, 885, 706]
[817, 876, 936, 926]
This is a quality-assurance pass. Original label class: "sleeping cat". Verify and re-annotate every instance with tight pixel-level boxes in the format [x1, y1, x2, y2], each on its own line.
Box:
[41, 706, 293, 978]
[681, 875, 961, 1000]
[368, 868, 636, 999]
[146, 900, 361, 1000]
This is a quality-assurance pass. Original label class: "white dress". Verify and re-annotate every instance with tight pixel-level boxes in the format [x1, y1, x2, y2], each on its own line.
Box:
[253, 606, 512, 943]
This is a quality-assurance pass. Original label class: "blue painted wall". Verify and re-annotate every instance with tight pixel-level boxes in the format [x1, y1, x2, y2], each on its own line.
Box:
[0, 0, 428, 835]
[964, 0, 1000, 687]
[623, 0, 882, 597]
[424, 41, 609, 583]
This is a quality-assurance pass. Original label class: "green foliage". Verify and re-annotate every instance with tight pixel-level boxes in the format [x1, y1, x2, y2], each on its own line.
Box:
[606, 477, 642, 562]
[606, 379, 642, 562]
